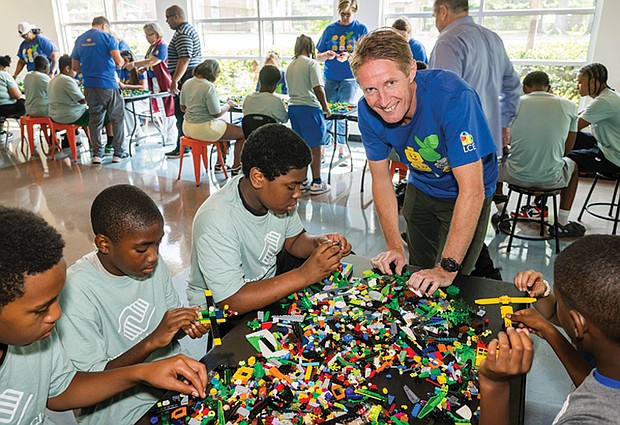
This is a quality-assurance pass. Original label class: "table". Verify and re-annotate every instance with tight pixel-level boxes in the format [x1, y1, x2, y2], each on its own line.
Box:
[137, 256, 527, 425]
[123, 91, 172, 156]
[325, 108, 358, 184]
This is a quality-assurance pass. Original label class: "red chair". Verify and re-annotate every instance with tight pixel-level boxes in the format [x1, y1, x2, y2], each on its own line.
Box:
[178, 136, 228, 186]
[19, 116, 53, 155]
[49, 121, 90, 162]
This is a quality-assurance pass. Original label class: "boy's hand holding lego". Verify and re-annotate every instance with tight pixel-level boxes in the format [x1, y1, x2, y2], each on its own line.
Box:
[147, 308, 210, 349]
[318, 233, 352, 257]
[514, 269, 549, 298]
[508, 308, 556, 339]
[183, 306, 211, 339]
[300, 240, 344, 283]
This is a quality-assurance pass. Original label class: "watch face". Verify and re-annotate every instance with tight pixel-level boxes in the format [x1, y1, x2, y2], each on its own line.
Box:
[440, 258, 461, 272]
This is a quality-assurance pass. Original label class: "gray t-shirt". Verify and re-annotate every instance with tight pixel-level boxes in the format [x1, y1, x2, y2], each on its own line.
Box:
[0, 330, 76, 425]
[553, 370, 620, 424]
[242, 92, 288, 123]
[0, 71, 17, 106]
[505, 92, 578, 185]
[580, 88, 620, 167]
[285, 55, 323, 109]
[186, 176, 305, 306]
[48, 74, 87, 124]
[180, 77, 221, 124]
[24, 71, 50, 117]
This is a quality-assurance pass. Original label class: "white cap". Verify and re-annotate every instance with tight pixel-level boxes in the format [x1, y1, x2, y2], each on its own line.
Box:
[17, 22, 36, 36]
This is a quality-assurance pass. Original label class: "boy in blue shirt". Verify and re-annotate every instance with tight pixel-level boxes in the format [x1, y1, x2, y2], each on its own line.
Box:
[350, 28, 497, 296]
[0, 206, 206, 425]
[478, 235, 620, 424]
[56, 185, 210, 424]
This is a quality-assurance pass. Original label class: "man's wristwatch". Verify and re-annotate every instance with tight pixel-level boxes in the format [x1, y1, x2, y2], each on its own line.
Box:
[439, 257, 463, 273]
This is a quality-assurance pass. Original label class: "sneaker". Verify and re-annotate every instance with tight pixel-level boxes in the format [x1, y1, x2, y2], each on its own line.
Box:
[214, 162, 230, 173]
[338, 153, 349, 167]
[310, 181, 331, 195]
[92, 156, 102, 165]
[491, 212, 509, 233]
[550, 221, 586, 238]
[230, 166, 242, 177]
[104, 143, 113, 154]
[112, 152, 130, 163]
[0, 131, 14, 141]
[165, 148, 190, 158]
[300, 179, 311, 192]
[511, 205, 548, 220]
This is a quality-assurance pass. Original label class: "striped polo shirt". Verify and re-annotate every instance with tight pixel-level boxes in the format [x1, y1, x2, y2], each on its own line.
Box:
[168, 22, 202, 76]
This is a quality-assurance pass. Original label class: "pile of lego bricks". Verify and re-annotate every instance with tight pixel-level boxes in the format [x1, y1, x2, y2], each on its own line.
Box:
[149, 270, 491, 425]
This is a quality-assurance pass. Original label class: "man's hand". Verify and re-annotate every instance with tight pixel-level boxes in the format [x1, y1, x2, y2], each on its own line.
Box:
[514, 270, 547, 297]
[320, 233, 352, 257]
[508, 308, 555, 339]
[300, 241, 343, 283]
[170, 79, 180, 95]
[148, 308, 202, 349]
[478, 327, 534, 383]
[407, 265, 456, 295]
[370, 247, 407, 275]
[140, 354, 207, 398]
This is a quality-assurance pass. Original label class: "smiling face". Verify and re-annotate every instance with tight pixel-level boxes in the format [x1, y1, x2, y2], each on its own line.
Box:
[356, 58, 417, 124]
[96, 221, 164, 278]
[258, 168, 307, 215]
[0, 259, 66, 346]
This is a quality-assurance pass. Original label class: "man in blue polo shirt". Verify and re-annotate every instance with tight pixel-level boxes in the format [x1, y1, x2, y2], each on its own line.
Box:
[71, 16, 126, 164]
[350, 28, 497, 295]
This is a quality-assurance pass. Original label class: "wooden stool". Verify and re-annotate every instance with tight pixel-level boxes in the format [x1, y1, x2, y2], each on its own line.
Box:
[578, 172, 620, 235]
[49, 121, 90, 162]
[20, 116, 52, 155]
[178, 136, 228, 186]
[498, 184, 562, 254]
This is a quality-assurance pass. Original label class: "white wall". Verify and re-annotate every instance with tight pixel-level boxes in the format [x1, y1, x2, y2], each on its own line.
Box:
[591, 0, 619, 88]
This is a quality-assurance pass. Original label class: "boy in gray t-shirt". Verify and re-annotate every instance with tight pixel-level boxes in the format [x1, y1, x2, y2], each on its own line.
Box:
[186, 124, 351, 315]
[24, 56, 50, 117]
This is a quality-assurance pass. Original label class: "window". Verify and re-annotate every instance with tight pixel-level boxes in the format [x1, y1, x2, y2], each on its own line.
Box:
[383, 0, 601, 102]
[192, 0, 334, 96]
[55, 0, 158, 57]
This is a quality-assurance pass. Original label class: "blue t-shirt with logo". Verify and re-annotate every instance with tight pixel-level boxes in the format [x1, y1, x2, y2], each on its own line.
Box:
[359, 69, 497, 199]
[17, 34, 58, 72]
[71, 29, 119, 89]
[145, 42, 168, 79]
[317, 20, 368, 81]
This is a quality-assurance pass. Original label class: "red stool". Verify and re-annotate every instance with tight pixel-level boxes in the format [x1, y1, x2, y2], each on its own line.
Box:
[49, 121, 90, 162]
[19, 116, 52, 155]
[178, 136, 228, 186]
[389, 160, 408, 182]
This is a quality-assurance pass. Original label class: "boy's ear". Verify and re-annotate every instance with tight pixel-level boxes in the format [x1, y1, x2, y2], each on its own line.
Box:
[248, 167, 266, 189]
[569, 309, 588, 340]
[95, 234, 112, 254]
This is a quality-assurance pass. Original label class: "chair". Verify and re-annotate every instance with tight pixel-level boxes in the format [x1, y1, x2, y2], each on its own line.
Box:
[1, 114, 23, 144]
[49, 121, 90, 162]
[497, 184, 562, 254]
[241, 114, 277, 139]
[577, 172, 620, 235]
[19, 116, 53, 156]
[360, 149, 408, 193]
[178, 136, 228, 186]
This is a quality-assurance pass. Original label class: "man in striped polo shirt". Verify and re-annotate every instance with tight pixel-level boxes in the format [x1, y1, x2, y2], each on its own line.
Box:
[164, 5, 202, 158]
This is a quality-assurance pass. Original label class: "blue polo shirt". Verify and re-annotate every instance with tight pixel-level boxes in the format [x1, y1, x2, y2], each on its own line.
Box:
[17, 35, 58, 72]
[71, 29, 119, 89]
[145, 42, 168, 79]
[359, 69, 497, 199]
[317, 20, 368, 81]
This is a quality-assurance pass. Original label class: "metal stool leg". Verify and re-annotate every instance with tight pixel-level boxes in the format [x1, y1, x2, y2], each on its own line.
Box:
[507, 191, 524, 254]
[610, 178, 620, 217]
[552, 194, 560, 254]
[613, 179, 620, 235]
[578, 174, 599, 221]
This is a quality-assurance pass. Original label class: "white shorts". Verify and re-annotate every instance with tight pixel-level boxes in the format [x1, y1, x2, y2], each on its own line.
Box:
[499, 157, 575, 190]
[183, 120, 228, 141]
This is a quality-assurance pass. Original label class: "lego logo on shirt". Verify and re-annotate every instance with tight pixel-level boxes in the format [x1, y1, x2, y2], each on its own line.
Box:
[117, 298, 155, 341]
[460, 131, 476, 153]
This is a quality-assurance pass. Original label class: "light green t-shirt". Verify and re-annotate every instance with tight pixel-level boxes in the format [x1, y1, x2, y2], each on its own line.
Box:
[580, 87, 620, 167]
[505, 92, 578, 185]
[242, 92, 288, 123]
[186, 176, 305, 306]
[24, 71, 50, 117]
[0, 70, 17, 106]
[57, 252, 185, 425]
[285, 56, 323, 108]
[48, 74, 87, 124]
[0, 330, 76, 425]
[179, 77, 221, 124]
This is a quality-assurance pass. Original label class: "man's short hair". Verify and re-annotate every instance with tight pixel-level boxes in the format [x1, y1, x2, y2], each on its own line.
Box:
[523, 71, 550, 88]
[92, 16, 110, 27]
[554, 235, 620, 343]
[240, 124, 312, 180]
[166, 5, 186, 20]
[259, 65, 281, 89]
[91, 185, 163, 243]
[33, 55, 49, 73]
[434, 0, 469, 13]
[350, 28, 413, 78]
[0, 207, 65, 308]
[59, 54, 72, 71]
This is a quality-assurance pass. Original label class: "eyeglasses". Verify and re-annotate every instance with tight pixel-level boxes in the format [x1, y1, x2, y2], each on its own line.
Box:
[340, 12, 352, 17]
[145, 33, 156, 37]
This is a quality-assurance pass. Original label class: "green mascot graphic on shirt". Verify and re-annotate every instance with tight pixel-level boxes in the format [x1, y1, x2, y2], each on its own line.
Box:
[404, 134, 451, 173]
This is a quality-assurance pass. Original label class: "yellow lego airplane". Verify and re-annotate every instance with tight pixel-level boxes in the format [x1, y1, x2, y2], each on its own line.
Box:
[475, 295, 537, 327]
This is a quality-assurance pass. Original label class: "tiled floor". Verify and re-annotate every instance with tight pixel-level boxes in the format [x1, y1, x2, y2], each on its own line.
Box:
[2, 127, 618, 424]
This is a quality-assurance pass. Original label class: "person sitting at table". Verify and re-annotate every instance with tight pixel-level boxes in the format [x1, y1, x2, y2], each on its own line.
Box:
[24, 55, 50, 118]
[119, 50, 147, 143]
[56, 184, 210, 425]
[243, 65, 288, 124]
[286, 34, 332, 195]
[124, 22, 177, 147]
[186, 123, 351, 315]
[180, 59, 245, 176]
[478, 235, 620, 425]
[0, 55, 26, 141]
[256, 52, 287, 96]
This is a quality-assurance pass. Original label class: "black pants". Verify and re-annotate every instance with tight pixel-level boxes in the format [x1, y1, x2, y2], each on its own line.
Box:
[0, 99, 26, 122]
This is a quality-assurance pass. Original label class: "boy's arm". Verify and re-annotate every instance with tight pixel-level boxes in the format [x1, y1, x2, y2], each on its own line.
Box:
[284, 231, 351, 260]
[48, 354, 207, 411]
[312, 85, 331, 118]
[479, 328, 534, 425]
